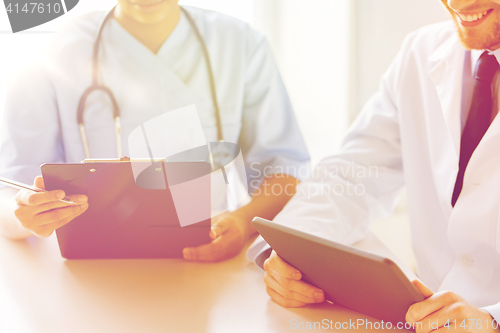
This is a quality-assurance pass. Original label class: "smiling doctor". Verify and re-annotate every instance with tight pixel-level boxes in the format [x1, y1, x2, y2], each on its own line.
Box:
[0, 0, 309, 262]
[251, 0, 500, 331]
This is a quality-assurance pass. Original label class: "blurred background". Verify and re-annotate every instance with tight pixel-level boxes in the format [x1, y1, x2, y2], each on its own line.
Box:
[0, 0, 449, 270]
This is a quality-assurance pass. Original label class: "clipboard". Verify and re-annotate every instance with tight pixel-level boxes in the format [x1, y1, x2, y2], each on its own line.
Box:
[41, 159, 212, 259]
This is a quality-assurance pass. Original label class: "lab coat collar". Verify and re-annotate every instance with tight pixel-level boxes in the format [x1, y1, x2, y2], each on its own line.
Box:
[156, 9, 191, 59]
[429, 38, 500, 149]
[428, 34, 500, 213]
[104, 13, 200, 108]
[427, 33, 463, 213]
[428, 33, 464, 159]
[106, 11, 190, 75]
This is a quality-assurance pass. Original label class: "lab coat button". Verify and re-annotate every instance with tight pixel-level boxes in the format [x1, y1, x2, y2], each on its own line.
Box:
[459, 254, 474, 266]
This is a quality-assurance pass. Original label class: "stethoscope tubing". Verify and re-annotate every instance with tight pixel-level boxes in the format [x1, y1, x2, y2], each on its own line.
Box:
[77, 6, 223, 159]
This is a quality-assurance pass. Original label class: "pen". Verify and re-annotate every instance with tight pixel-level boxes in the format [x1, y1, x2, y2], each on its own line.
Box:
[0, 177, 76, 204]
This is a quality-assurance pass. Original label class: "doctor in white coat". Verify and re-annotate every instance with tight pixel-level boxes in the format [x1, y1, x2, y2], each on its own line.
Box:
[256, 0, 500, 331]
[0, 0, 309, 262]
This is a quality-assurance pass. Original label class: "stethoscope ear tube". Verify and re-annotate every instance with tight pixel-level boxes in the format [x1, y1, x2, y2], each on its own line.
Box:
[77, 84, 122, 159]
[79, 123, 90, 159]
[181, 7, 223, 142]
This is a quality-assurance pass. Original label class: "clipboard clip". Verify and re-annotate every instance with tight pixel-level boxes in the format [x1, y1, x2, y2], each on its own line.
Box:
[83, 156, 168, 163]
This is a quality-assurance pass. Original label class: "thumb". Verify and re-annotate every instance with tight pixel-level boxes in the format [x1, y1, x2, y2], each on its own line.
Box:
[412, 280, 434, 299]
[210, 218, 230, 239]
[34, 176, 45, 190]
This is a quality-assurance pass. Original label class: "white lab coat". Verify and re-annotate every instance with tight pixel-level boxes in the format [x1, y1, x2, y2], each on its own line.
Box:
[0, 7, 309, 197]
[248, 20, 500, 318]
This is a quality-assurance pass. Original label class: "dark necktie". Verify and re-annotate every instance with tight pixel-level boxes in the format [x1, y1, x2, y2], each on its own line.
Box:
[452, 52, 499, 206]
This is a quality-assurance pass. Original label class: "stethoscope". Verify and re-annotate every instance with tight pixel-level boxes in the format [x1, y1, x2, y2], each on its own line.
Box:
[77, 6, 224, 160]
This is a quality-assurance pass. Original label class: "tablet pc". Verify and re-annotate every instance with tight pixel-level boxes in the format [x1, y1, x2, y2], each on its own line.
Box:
[41, 161, 211, 259]
[252, 217, 424, 325]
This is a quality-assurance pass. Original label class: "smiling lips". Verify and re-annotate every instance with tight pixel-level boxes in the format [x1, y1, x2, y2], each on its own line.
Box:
[455, 9, 493, 23]
[129, 0, 164, 7]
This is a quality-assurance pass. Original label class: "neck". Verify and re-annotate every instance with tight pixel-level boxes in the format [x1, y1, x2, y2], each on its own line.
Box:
[114, 4, 181, 54]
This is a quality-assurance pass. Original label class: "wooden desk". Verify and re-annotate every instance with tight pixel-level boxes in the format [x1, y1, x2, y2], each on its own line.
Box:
[0, 234, 413, 333]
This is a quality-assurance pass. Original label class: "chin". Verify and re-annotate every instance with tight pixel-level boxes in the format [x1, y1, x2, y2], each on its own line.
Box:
[455, 24, 500, 50]
[125, 0, 173, 24]
[135, 14, 166, 25]
[441, 0, 500, 50]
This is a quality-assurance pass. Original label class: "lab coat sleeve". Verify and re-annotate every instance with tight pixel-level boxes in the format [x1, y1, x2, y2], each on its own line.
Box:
[238, 35, 310, 193]
[247, 34, 410, 263]
[482, 304, 500, 325]
[0, 61, 64, 186]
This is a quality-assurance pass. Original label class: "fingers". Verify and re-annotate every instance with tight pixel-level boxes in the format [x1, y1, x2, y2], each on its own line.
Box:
[13, 178, 89, 238]
[31, 194, 88, 215]
[16, 188, 67, 207]
[184, 215, 247, 261]
[406, 291, 458, 323]
[15, 193, 88, 225]
[267, 250, 302, 280]
[34, 203, 89, 226]
[34, 176, 45, 190]
[30, 205, 88, 238]
[410, 303, 472, 333]
[183, 232, 240, 262]
[413, 304, 494, 333]
[424, 328, 451, 333]
[18, 202, 89, 230]
[266, 285, 308, 308]
[183, 241, 221, 262]
[412, 307, 452, 333]
[413, 280, 434, 298]
[263, 271, 317, 304]
[270, 267, 323, 301]
[405, 287, 489, 333]
[263, 251, 324, 307]
[210, 218, 230, 239]
[406, 280, 436, 323]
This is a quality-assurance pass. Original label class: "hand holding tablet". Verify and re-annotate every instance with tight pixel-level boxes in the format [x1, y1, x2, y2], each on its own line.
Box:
[253, 217, 424, 325]
[263, 250, 325, 307]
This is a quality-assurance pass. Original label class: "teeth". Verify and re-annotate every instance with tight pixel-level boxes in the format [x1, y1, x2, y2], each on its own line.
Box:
[458, 10, 489, 22]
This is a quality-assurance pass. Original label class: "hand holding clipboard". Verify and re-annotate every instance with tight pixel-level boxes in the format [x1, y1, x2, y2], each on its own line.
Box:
[1, 176, 89, 238]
